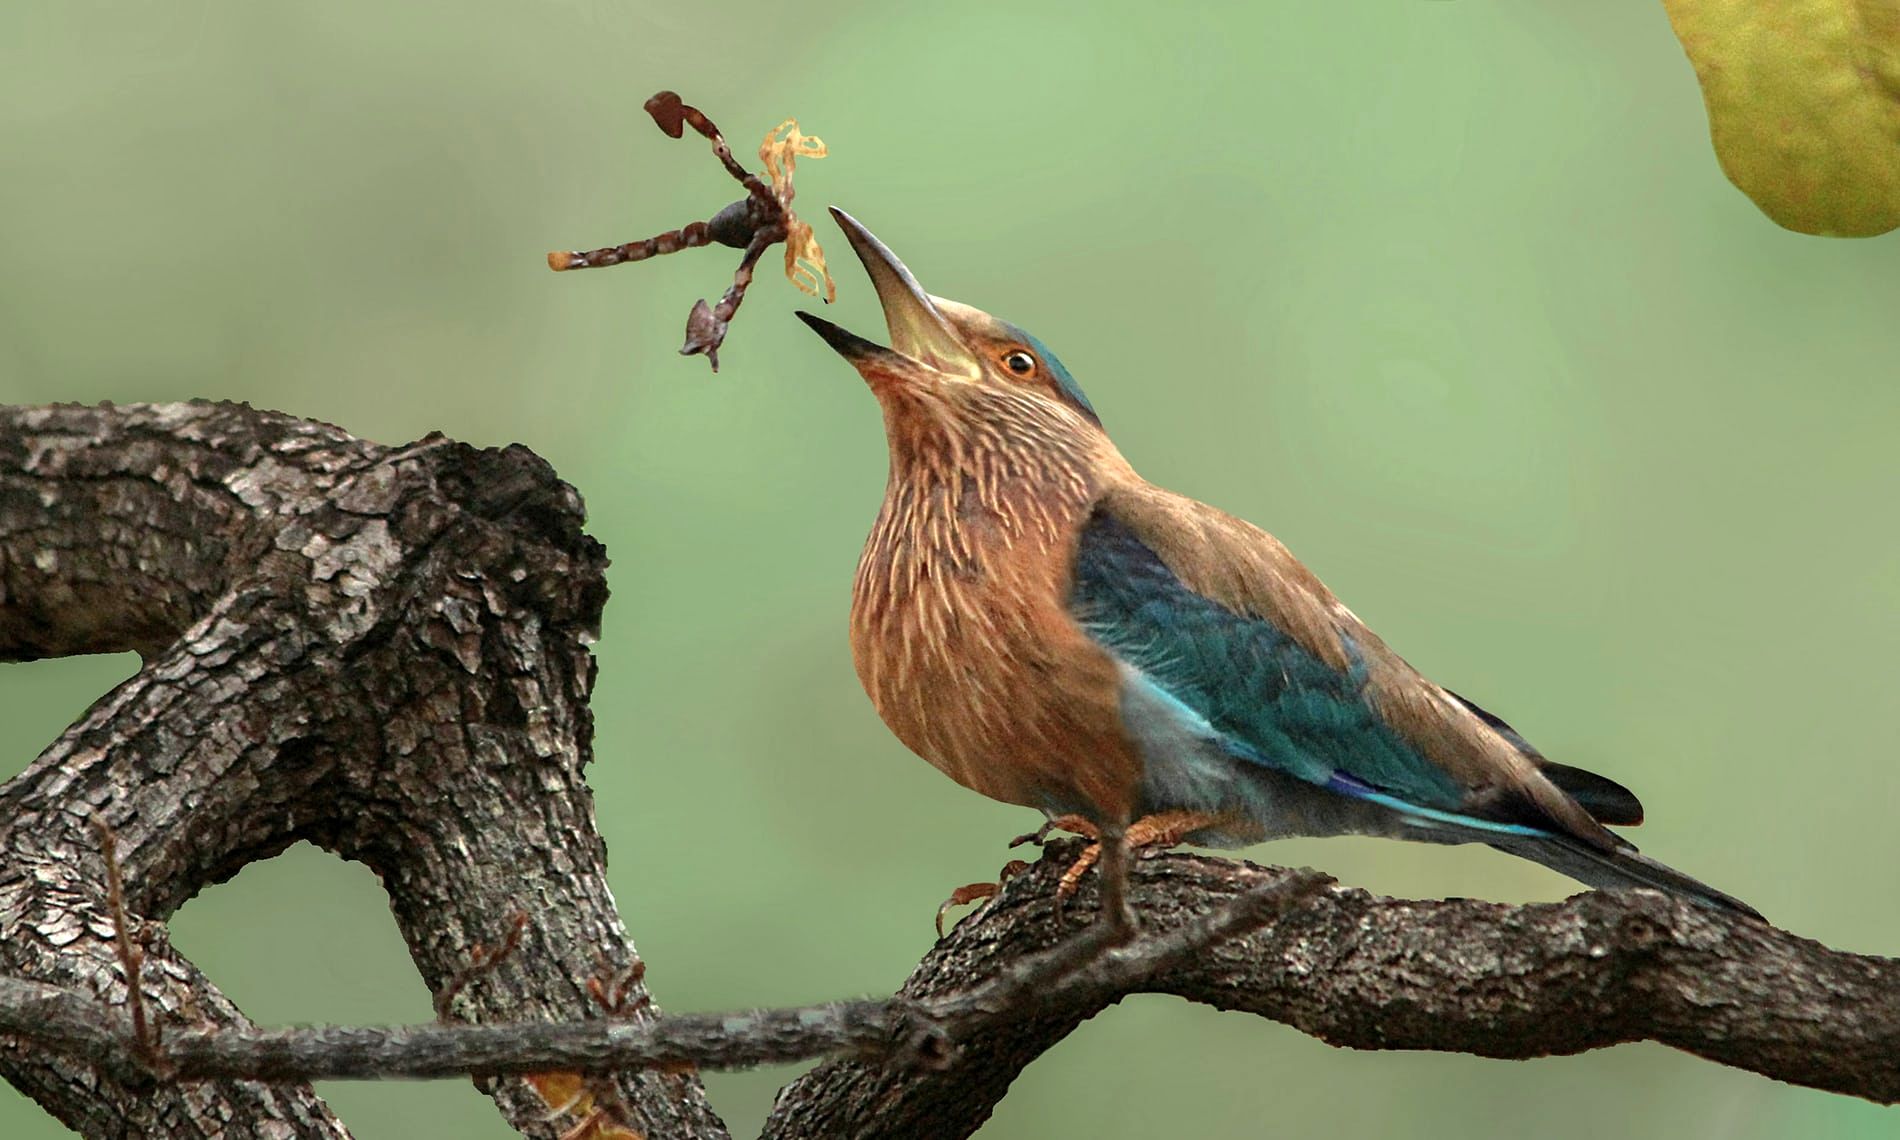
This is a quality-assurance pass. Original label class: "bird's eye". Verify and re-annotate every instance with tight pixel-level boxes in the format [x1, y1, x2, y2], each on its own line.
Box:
[1003, 350, 1037, 376]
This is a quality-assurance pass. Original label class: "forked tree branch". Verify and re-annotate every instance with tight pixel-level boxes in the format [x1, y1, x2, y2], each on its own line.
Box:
[0, 402, 1892, 1140]
[0, 401, 721, 1139]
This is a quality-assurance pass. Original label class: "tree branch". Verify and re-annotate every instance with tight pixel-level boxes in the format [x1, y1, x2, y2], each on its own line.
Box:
[0, 859, 1328, 1083]
[765, 848, 1899, 1139]
[4, 843, 1895, 1134]
[2, 401, 1893, 1140]
[0, 402, 723, 1138]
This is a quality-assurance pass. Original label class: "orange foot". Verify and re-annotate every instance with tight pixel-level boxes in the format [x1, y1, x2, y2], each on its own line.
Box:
[935, 858, 1033, 938]
[1009, 814, 1099, 850]
[1047, 811, 1232, 901]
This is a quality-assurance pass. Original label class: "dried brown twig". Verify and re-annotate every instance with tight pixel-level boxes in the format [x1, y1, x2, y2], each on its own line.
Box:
[434, 911, 529, 1021]
[586, 953, 649, 1021]
[547, 90, 834, 371]
[92, 819, 163, 1076]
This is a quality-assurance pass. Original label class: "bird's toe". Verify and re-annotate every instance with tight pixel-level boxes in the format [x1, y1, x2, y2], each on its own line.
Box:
[935, 859, 1032, 938]
[1056, 842, 1103, 901]
[1010, 814, 1099, 849]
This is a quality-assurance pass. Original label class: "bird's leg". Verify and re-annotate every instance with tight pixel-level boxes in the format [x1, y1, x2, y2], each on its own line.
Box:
[1054, 810, 1233, 902]
[909, 814, 1088, 934]
[1093, 823, 1136, 934]
[973, 810, 1224, 930]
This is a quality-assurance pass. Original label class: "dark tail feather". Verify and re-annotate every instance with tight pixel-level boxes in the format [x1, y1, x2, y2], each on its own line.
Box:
[1444, 691, 1647, 827]
[1488, 833, 1764, 921]
[1534, 761, 1645, 827]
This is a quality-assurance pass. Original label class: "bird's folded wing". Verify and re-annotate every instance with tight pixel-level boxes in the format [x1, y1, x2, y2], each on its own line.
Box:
[1068, 485, 1621, 848]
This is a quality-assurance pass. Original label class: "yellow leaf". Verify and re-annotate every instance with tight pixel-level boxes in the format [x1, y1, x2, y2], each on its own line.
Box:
[1662, 0, 1900, 236]
[526, 1070, 591, 1115]
[758, 119, 837, 301]
[523, 1072, 645, 1139]
[758, 119, 827, 202]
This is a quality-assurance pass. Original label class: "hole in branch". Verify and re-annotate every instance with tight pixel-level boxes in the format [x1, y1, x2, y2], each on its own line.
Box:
[166, 842, 512, 1138]
[0, 652, 140, 782]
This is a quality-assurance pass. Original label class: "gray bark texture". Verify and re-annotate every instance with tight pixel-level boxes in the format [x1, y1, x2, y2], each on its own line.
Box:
[0, 402, 722, 1138]
[0, 401, 1893, 1140]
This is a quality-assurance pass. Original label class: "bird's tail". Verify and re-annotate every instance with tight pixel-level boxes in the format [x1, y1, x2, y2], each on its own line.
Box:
[1486, 832, 1763, 921]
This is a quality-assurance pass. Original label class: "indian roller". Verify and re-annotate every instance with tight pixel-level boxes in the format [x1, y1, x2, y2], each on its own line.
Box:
[797, 208, 1759, 929]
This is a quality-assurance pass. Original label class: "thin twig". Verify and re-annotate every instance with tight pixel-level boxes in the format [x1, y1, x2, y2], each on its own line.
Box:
[586, 954, 649, 1020]
[0, 857, 1893, 1103]
[91, 819, 162, 1074]
[0, 862, 1325, 1084]
[1031, 868, 1332, 1002]
[925, 867, 1332, 1035]
[546, 90, 832, 371]
[641, 91, 776, 206]
[681, 231, 773, 369]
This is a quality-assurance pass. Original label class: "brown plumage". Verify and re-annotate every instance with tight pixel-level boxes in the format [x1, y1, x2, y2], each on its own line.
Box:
[849, 364, 1140, 819]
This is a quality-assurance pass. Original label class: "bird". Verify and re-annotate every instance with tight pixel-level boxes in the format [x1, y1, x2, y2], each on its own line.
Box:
[796, 207, 1760, 931]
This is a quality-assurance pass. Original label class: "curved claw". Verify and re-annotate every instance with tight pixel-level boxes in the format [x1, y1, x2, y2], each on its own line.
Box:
[934, 859, 1034, 938]
[936, 882, 1000, 939]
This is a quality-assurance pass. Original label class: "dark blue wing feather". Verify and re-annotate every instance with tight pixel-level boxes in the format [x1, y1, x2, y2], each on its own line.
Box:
[1067, 505, 1470, 813]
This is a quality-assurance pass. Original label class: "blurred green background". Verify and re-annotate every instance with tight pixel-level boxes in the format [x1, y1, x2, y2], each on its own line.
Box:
[2, 1, 1896, 1137]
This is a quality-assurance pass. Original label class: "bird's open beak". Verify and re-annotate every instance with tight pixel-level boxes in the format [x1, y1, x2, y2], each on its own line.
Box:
[796, 207, 979, 380]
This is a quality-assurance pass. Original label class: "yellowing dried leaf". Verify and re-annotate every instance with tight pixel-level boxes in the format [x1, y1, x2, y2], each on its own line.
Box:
[1663, 0, 1900, 236]
[524, 1072, 644, 1140]
[759, 119, 827, 201]
[759, 120, 837, 301]
[526, 1070, 590, 1115]
[782, 215, 836, 303]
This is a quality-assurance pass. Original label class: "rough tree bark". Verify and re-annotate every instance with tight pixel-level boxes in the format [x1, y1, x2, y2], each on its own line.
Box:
[0, 401, 1893, 1140]
[0, 402, 724, 1138]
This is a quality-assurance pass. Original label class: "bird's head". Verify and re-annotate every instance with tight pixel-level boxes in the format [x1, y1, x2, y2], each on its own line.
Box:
[797, 208, 1099, 428]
